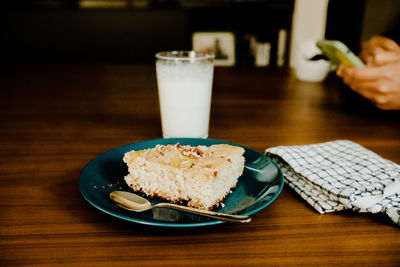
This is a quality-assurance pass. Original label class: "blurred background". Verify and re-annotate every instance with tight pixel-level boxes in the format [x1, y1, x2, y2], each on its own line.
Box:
[1, 0, 399, 66]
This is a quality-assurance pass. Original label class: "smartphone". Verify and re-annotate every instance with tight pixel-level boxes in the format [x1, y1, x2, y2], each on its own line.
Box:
[316, 40, 365, 67]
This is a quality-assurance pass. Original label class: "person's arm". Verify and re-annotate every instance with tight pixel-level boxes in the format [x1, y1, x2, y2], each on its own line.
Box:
[359, 36, 400, 66]
[337, 61, 400, 110]
[336, 35, 400, 110]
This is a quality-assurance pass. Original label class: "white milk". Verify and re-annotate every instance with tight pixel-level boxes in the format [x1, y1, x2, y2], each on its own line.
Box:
[156, 61, 214, 138]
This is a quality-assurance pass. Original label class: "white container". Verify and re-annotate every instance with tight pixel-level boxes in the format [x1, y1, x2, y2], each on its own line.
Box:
[254, 42, 271, 67]
[156, 51, 215, 138]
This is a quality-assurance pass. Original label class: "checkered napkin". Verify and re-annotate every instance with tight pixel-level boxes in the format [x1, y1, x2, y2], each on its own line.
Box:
[265, 140, 400, 226]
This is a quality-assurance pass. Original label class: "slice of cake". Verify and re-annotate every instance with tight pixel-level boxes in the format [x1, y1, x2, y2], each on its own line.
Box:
[123, 143, 245, 210]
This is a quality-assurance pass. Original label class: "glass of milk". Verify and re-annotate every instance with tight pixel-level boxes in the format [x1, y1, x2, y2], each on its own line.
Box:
[155, 51, 215, 138]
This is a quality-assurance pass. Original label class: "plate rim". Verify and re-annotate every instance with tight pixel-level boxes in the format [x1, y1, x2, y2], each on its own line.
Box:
[79, 138, 284, 228]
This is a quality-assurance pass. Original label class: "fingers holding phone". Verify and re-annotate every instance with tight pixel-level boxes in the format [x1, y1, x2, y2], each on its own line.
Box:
[360, 36, 400, 65]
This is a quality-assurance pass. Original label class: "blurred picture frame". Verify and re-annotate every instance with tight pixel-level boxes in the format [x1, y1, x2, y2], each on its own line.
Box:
[192, 32, 235, 66]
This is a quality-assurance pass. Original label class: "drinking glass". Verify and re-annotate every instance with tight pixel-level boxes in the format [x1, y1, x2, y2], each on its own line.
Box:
[155, 51, 215, 138]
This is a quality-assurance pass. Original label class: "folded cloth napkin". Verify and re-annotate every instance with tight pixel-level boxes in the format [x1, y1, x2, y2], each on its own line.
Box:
[265, 140, 400, 226]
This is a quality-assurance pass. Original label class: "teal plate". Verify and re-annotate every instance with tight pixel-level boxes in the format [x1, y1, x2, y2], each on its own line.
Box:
[79, 138, 284, 227]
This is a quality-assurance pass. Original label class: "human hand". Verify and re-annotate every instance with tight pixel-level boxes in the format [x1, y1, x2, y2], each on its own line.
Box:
[337, 62, 400, 110]
[359, 36, 400, 66]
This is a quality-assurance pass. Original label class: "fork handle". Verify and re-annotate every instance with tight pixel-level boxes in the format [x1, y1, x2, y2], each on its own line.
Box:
[153, 203, 251, 223]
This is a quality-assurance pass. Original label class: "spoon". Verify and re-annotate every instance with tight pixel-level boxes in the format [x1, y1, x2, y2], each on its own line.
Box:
[109, 191, 251, 223]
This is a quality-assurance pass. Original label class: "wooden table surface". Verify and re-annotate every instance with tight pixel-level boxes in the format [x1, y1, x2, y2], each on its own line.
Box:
[1, 64, 399, 266]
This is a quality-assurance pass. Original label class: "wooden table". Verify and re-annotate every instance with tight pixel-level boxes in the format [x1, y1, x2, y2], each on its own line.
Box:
[1, 64, 399, 266]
